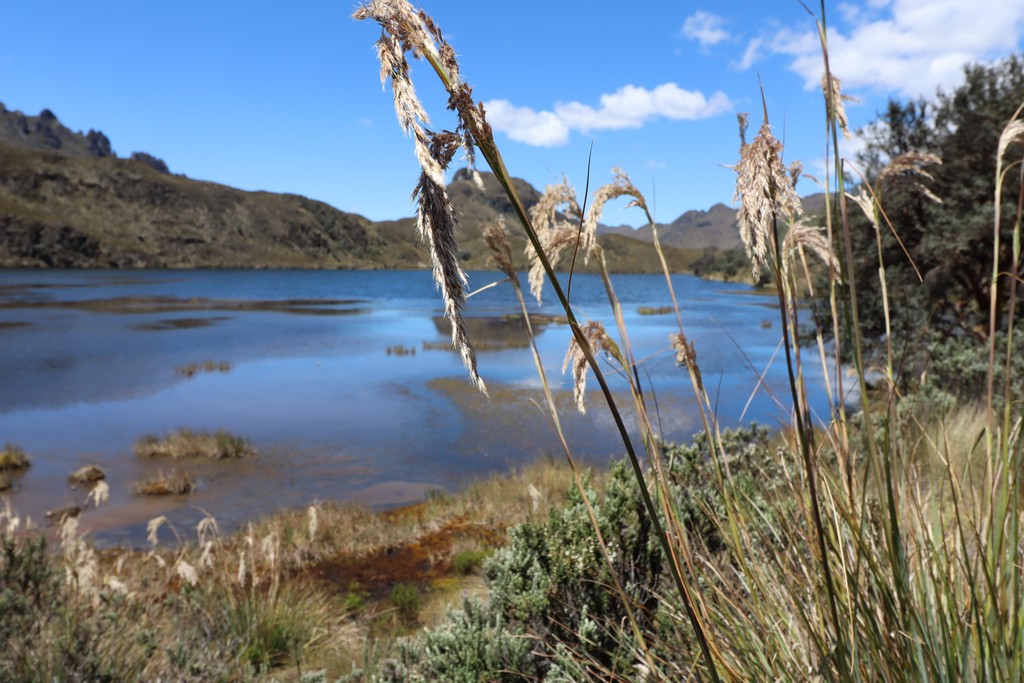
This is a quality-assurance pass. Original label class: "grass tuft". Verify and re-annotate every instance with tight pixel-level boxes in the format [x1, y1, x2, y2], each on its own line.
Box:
[134, 428, 255, 460]
[68, 465, 105, 485]
[132, 469, 196, 496]
[0, 443, 30, 471]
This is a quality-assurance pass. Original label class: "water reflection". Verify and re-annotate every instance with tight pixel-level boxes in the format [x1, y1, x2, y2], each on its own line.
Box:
[0, 269, 834, 546]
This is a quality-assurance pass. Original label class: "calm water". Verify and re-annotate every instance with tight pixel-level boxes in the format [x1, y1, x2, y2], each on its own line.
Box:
[0, 269, 833, 545]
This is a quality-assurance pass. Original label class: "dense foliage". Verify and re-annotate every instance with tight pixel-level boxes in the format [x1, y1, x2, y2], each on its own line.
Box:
[364, 426, 784, 682]
[831, 54, 1024, 397]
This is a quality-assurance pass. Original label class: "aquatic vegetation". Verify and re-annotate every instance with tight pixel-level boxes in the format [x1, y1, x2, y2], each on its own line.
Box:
[175, 359, 233, 378]
[68, 465, 105, 485]
[0, 443, 30, 471]
[636, 305, 674, 315]
[134, 428, 255, 460]
[132, 469, 196, 496]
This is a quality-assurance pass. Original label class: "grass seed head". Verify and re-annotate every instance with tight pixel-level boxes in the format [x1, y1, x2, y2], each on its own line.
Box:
[782, 217, 840, 278]
[357, 0, 487, 393]
[585, 167, 650, 240]
[527, 178, 585, 303]
[563, 321, 615, 414]
[86, 480, 109, 508]
[483, 218, 517, 280]
[733, 120, 803, 280]
[822, 73, 857, 139]
[877, 152, 943, 203]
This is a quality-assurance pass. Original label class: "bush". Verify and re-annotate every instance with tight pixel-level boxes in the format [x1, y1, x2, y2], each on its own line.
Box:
[452, 549, 490, 576]
[389, 584, 421, 620]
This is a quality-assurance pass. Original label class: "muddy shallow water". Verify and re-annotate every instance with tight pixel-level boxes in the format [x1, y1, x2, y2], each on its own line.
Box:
[0, 269, 834, 546]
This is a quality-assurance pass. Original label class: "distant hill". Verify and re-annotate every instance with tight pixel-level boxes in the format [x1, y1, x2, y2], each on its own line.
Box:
[0, 103, 723, 273]
[601, 193, 830, 252]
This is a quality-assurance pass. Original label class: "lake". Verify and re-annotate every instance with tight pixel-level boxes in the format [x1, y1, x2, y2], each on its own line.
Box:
[0, 269, 834, 545]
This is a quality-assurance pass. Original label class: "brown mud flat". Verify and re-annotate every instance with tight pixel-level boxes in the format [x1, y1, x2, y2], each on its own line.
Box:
[305, 509, 503, 600]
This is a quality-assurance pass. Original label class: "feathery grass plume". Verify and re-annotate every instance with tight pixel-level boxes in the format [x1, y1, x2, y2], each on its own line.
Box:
[669, 331, 705, 395]
[196, 514, 219, 544]
[997, 112, 1024, 164]
[788, 160, 804, 190]
[199, 540, 215, 569]
[59, 515, 99, 600]
[527, 177, 585, 302]
[585, 167, 649, 239]
[483, 217, 516, 279]
[821, 73, 857, 139]
[733, 119, 803, 280]
[307, 504, 319, 541]
[782, 217, 840, 278]
[355, 0, 485, 393]
[236, 550, 247, 586]
[563, 321, 619, 414]
[413, 132, 486, 393]
[175, 559, 199, 587]
[529, 225, 582, 303]
[86, 480, 109, 508]
[147, 516, 167, 546]
[1, 498, 19, 535]
[876, 151, 943, 203]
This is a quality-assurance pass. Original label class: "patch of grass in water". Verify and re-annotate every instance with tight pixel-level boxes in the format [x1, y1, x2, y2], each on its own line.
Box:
[132, 469, 196, 496]
[0, 443, 30, 471]
[134, 428, 255, 460]
[175, 360, 233, 378]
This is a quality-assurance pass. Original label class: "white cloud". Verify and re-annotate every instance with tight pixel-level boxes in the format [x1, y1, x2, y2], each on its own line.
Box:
[683, 11, 729, 46]
[485, 84, 732, 147]
[737, 37, 764, 70]
[484, 100, 570, 146]
[742, 0, 1024, 98]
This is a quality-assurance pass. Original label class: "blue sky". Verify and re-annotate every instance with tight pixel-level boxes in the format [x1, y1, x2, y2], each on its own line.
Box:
[2, 0, 1023, 228]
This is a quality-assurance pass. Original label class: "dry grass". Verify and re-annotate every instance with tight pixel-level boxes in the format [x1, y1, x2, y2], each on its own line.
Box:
[0, 457, 582, 680]
[0, 443, 30, 471]
[134, 428, 255, 460]
[132, 469, 196, 496]
[68, 464, 105, 485]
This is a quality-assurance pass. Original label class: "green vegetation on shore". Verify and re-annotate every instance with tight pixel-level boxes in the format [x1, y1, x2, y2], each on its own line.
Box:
[1, 2, 1022, 681]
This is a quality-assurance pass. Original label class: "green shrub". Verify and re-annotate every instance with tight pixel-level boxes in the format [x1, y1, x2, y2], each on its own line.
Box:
[378, 600, 540, 683]
[343, 581, 369, 613]
[452, 549, 490, 576]
[389, 584, 421, 620]
[661, 423, 790, 552]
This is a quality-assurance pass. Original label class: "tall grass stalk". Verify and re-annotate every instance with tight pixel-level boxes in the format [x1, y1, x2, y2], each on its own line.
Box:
[354, 2, 725, 677]
[357, 1, 1024, 679]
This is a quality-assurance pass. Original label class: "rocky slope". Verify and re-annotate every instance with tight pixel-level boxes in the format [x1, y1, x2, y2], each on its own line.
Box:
[0, 104, 713, 272]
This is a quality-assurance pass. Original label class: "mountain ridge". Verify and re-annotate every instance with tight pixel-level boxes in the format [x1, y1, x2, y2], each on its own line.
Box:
[0, 103, 754, 272]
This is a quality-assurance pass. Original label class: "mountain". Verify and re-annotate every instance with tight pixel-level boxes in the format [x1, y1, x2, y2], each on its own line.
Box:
[0, 104, 697, 272]
[600, 192, 832, 252]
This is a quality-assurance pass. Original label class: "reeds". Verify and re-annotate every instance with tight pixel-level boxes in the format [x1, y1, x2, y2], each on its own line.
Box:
[134, 428, 255, 460]
[132, 468, 196, 496]
[354, 1, 1024, 680]
[0, 442, 30, 471]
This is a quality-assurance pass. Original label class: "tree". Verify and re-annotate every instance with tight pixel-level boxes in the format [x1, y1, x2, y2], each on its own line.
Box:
[831, 54, 1024, 394]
